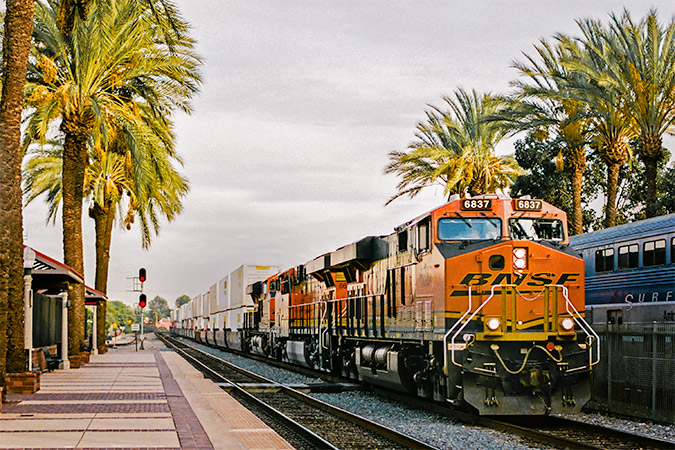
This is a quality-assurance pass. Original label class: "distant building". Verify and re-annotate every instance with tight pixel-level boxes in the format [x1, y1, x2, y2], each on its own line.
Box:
[156, 318, 171, 330]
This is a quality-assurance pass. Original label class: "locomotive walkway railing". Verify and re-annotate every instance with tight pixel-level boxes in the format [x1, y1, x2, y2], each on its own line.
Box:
[288, 294, 388, 339]
[443, 284, 600, 377]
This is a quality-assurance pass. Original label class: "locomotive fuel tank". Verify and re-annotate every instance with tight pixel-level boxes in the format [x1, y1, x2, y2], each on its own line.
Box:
[356, 345, 417, 394]
[286, 340, 313, 368]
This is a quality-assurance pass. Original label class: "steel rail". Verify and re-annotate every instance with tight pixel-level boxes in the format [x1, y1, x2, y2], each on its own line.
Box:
[159, 334, 336, 449]
[160, 334, 437, 449]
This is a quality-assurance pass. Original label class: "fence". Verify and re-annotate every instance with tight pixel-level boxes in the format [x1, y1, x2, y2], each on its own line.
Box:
[589, 323, 675, 423]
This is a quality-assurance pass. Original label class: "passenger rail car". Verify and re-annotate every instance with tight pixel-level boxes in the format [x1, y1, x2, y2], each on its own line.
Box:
[569, 214, 675, 324]
[172, 194, 597, 415]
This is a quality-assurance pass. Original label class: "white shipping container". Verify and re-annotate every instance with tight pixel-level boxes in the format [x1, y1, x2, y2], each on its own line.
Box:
[201, 291, 210, 318]
[193, 294, 202, 319]
[209, 283, 218, 315]
[229, 265, 279, 309]
[217, 275, 229, 312]
[227, 264, 279, 329]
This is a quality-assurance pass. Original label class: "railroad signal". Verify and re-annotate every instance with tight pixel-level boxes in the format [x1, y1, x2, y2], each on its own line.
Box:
[139, 267, 147, 283]
[139, 293, 147, 308]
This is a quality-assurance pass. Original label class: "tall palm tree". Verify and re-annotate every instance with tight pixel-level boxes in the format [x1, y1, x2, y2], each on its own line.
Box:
[385, 89, 521, 204]
[24, 136, 189, 349]
[559, 24, 636, 227]
[0, 0, 35, 391]
[600, 10, 675, 218]
[494, 39, 590, 235]
[23, 0, 200, 357]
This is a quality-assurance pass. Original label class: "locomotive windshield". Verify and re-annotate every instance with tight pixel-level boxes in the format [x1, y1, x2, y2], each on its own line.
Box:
[508, 218, 564, 242]
[437, 217, 502, 241]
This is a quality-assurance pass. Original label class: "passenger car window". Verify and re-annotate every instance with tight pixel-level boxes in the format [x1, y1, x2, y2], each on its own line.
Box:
[595, 248, 614, 273]
[618, 244, 639, 270]
[644, 239, 666, 267]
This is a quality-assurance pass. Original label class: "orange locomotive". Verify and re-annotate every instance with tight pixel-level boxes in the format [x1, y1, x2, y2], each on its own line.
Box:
[244, 194, 598, 415]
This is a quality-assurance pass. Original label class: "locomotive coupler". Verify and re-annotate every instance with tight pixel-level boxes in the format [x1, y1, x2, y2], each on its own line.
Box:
[484, 387, 499, 407]
[562, 385, 576, 407]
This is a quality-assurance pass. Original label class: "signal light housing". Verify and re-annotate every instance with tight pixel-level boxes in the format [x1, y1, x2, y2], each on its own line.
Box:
[139, 294, 147, 308]
[139, 267, 147, 283]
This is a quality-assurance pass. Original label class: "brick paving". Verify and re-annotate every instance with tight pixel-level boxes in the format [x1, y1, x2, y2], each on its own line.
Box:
[2, 403, 171, 414]
[0, 334, 292, 449]
[9, 393, 167, 401]
[155, 351, 212, 449]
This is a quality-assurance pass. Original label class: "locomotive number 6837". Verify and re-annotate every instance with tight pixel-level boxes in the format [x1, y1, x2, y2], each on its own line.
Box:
[175, 194, 599, 416]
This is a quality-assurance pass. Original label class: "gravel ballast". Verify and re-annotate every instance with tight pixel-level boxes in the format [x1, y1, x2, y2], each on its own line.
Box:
[179, 337, 675, 448]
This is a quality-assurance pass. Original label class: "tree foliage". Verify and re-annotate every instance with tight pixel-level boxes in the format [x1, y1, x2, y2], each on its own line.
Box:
[510, 134, 601, 232]
[148, 296, 171, 321]
[175, 294, 190, 309]
[105, 300, 134, 333]
[22, 0, 200, 354]
[385, 89, 522, 203]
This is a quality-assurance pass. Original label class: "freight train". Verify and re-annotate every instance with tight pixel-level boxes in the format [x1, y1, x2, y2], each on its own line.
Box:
[569, 213, 675, 325]
[172, 194, 598, 415]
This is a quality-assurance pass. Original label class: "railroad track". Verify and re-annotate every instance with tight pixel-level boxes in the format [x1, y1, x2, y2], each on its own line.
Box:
[158, 334, 436, 449]
[497, 415, 675, 449]
[376, 388, 674, 449]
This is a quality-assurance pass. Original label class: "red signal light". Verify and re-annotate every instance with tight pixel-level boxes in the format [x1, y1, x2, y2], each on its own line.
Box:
[139, 294, 147, 308]
[139, 267, 147, 283]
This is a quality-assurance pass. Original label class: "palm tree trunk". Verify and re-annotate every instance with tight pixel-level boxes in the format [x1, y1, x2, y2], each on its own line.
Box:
[638, 134, 664, 218]
[0, 0, 36, 387]
[92, 203, 115, 349]
[61, 117, 92, 358]
[564, 143, 586, 236]
[644, 159, 659, 218]
[570, 167, 584, 235]
[605, 162, 621, 228]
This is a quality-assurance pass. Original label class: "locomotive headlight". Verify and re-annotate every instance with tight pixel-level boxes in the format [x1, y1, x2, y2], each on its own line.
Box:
[560, 317, 575, 331]
[485, 317, 501, 331]
[513, 247, 528, 269]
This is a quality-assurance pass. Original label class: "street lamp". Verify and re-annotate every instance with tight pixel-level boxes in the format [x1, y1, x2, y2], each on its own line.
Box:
[23, 246, 36, 371]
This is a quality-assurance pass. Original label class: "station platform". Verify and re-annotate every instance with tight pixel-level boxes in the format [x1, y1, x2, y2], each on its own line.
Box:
[0, 334, 293, 449]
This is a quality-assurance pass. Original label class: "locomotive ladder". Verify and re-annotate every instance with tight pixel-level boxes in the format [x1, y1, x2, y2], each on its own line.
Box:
[442, 284, 600, 377]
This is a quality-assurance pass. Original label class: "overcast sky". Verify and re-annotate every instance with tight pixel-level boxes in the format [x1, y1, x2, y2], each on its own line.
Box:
[23, 1, 675, 307]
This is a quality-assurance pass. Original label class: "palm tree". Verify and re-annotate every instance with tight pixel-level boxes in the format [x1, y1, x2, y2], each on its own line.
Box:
[23, 0, 200, 357]
[24, 136, 189, 350]
[385, 89, 521, 204]
[0, 0, 36, 391]
[494, 39, 590, 235]
[600, 10, 675, 218]
[558, 24, 636, 227]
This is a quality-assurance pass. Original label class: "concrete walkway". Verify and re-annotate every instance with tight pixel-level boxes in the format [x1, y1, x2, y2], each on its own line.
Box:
[0, 334, 293, 449]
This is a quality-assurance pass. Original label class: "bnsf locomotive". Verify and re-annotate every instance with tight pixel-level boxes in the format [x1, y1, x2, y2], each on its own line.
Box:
[172, 194, 598, 415]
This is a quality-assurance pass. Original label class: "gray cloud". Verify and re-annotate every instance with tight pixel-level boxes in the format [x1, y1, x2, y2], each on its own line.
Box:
[24, 1, 675, 306]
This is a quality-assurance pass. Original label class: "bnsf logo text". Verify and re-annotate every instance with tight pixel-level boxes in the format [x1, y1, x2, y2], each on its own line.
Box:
[458, 272, 580, 286]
